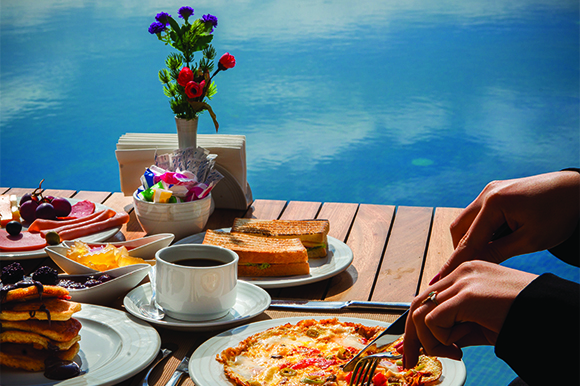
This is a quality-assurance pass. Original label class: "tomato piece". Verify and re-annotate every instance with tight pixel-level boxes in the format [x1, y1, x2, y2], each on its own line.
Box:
[372, 371, 388, 386]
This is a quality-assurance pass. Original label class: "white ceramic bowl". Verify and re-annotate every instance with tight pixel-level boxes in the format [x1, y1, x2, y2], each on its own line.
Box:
[62, 233, 174, 260]
[45, 235, 167, 274]
[132, 191, 212, 241]
[58, 264, 150, 304]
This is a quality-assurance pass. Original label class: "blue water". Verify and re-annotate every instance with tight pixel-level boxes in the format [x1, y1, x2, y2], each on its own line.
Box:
[1, 1, 579, 385]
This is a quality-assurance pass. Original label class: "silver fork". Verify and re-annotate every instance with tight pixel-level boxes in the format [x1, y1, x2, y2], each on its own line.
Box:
[348, 351, 403, 386]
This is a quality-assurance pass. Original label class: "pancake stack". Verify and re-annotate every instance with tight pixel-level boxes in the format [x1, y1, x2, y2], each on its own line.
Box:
[0, 263, 82, 376]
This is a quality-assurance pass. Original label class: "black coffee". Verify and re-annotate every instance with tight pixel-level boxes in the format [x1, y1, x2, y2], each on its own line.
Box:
[172, 258, 225, 267]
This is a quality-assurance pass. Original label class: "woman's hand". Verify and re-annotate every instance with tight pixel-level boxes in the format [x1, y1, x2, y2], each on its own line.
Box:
[403, 261, 537, 368]
[435, 171, 579, 282]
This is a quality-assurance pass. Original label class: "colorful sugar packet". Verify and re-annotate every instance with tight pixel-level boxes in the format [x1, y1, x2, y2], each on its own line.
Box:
[136, 147, 224, 203]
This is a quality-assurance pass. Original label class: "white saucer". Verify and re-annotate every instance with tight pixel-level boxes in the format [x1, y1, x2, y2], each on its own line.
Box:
[123, 281, 271, 331]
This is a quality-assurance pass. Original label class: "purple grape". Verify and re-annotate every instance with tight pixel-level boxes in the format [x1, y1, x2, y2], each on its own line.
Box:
[19, 193, 33, 206]
[52, 198, 72, 217]
[36, 202, 57, 220]
[20, 200, 39, 223]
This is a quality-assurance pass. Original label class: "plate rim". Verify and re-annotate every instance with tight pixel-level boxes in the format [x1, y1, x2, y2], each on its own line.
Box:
[175, 229, 354, 289]
[0, 198, 122, 260]
[189, 315, 467, 386]
[123, 280, 271, 331]
[0, 303, 160, 386]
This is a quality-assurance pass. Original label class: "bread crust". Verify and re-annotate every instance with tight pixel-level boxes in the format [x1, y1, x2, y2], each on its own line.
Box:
[203, 230, 308, 264]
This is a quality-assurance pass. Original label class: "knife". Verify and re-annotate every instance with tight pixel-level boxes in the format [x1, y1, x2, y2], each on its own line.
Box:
[342, 310, 408, 372]
[164, 347, 194, 386]
[270, 299, 410, 311]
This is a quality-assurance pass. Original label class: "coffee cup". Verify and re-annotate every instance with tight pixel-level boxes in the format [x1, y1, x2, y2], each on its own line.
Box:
[155, 244, 238, 321]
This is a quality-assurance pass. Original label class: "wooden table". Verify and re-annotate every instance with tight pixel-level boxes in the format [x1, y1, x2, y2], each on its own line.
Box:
[0, 187, 463, 386]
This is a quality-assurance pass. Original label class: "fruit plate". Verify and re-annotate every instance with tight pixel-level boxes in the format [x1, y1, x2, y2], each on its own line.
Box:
[0, 199, 123, 261]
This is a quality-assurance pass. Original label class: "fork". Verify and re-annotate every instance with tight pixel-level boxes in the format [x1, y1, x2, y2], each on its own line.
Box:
[348, 351, 403, 386]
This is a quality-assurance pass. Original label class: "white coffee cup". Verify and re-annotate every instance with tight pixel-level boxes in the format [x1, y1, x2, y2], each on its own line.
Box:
[155, 244, 238, 321]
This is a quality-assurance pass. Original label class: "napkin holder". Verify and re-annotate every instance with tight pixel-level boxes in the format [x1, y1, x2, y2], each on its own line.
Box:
[115, 134, 252, 210]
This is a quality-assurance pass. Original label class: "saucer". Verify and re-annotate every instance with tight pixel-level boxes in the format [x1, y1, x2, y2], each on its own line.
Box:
[123, 281, 271, 331]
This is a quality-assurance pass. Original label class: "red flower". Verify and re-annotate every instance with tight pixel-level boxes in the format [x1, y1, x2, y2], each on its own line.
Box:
[218, 53, 236, 70]
[185, 80, 206, 98]
[177, 67, 194, 87]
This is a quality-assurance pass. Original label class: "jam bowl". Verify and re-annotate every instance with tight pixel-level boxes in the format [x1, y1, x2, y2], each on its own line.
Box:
[58, 264, 150, 304]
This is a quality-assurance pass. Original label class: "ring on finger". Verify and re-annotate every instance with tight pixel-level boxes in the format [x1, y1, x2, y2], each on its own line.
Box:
[421, 290, 439, 306]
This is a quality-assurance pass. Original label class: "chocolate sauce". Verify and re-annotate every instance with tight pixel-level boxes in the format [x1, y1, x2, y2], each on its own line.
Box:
[44, 357, 82, 380]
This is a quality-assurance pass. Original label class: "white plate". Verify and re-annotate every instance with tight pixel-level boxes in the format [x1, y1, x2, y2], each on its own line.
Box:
[1, 304, 160, 386]
[0, 199, 123, 261]
[123, 280, 271, 331]
[190, 316, 467, 386]
[176, 229, 354, 289]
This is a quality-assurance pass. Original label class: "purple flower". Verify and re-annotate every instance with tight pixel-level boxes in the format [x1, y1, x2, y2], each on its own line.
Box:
[148, 22, 166, 34]
[178, 6, 194, 20]
[155, 12, 172, 25]
[202, 14, 218, 28]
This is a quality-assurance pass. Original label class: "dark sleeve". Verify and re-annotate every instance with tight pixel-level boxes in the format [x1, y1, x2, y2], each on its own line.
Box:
[495, 273, 580, 386]
[547, 167, 580, 266]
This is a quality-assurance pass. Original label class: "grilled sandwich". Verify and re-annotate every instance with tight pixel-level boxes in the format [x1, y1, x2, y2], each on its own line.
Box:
[202, 229, 310, 277]
[231, 218, 330, 258]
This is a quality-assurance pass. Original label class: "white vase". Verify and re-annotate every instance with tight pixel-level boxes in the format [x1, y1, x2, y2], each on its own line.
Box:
[175, 117, 198, 149]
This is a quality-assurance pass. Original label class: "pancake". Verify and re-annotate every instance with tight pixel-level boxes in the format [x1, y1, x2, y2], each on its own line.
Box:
[0, 298, 81, 321]
[0, 342, 80, 372]
[1, 284, 70, 304]
[0, 318, 82, 342]
[1, 330, 81, 351]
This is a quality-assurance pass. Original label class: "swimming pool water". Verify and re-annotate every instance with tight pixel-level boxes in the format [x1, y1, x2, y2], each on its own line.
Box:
[1, 1, 578, 385]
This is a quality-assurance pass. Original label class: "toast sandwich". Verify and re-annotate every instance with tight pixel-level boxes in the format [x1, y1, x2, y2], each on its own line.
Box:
[231, 218, 330, 258]
[202, 229, 309, 277]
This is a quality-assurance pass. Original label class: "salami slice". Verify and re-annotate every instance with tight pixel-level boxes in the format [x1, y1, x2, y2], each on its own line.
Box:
[0, 230, 47, 252]
[68, 200, 96, 218]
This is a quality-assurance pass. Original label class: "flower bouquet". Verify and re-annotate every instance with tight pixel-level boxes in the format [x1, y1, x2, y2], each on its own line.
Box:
[149, 6, 235, 132]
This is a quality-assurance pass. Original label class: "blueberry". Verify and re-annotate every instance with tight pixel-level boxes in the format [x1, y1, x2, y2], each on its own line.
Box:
[1, 262, 25, 284]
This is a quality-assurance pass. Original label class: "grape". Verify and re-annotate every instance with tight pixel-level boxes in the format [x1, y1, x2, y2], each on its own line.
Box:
[36, 202, 57, 220]
[52, 198, 72, 217]
[19, 193, 33, 206]
[6, 221, 22, 236]
[20, 200, 39, 223]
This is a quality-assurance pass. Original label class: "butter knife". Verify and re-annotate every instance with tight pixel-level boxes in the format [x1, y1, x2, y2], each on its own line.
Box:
[342, 310, 408, 372]
[164, 348, 193, 386]
[270, 299, 410, 311]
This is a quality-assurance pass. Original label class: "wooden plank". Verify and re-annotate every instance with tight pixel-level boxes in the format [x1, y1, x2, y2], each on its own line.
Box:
[418, 207, 463, 294]
[42, 189, 76, 199]
[325, 204, 395, 301]
[4, 188, 37, 197]
[102, 192, 140, 241]
[372, 206, 433, 302]
[279, 201, 321, 220]
[244, 199, 286, 220]
[72, 191, 112, 204]
[318, 202, 358, 241]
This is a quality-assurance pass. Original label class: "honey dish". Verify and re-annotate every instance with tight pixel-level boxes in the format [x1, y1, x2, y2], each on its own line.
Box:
[45, 236, 161, 275]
